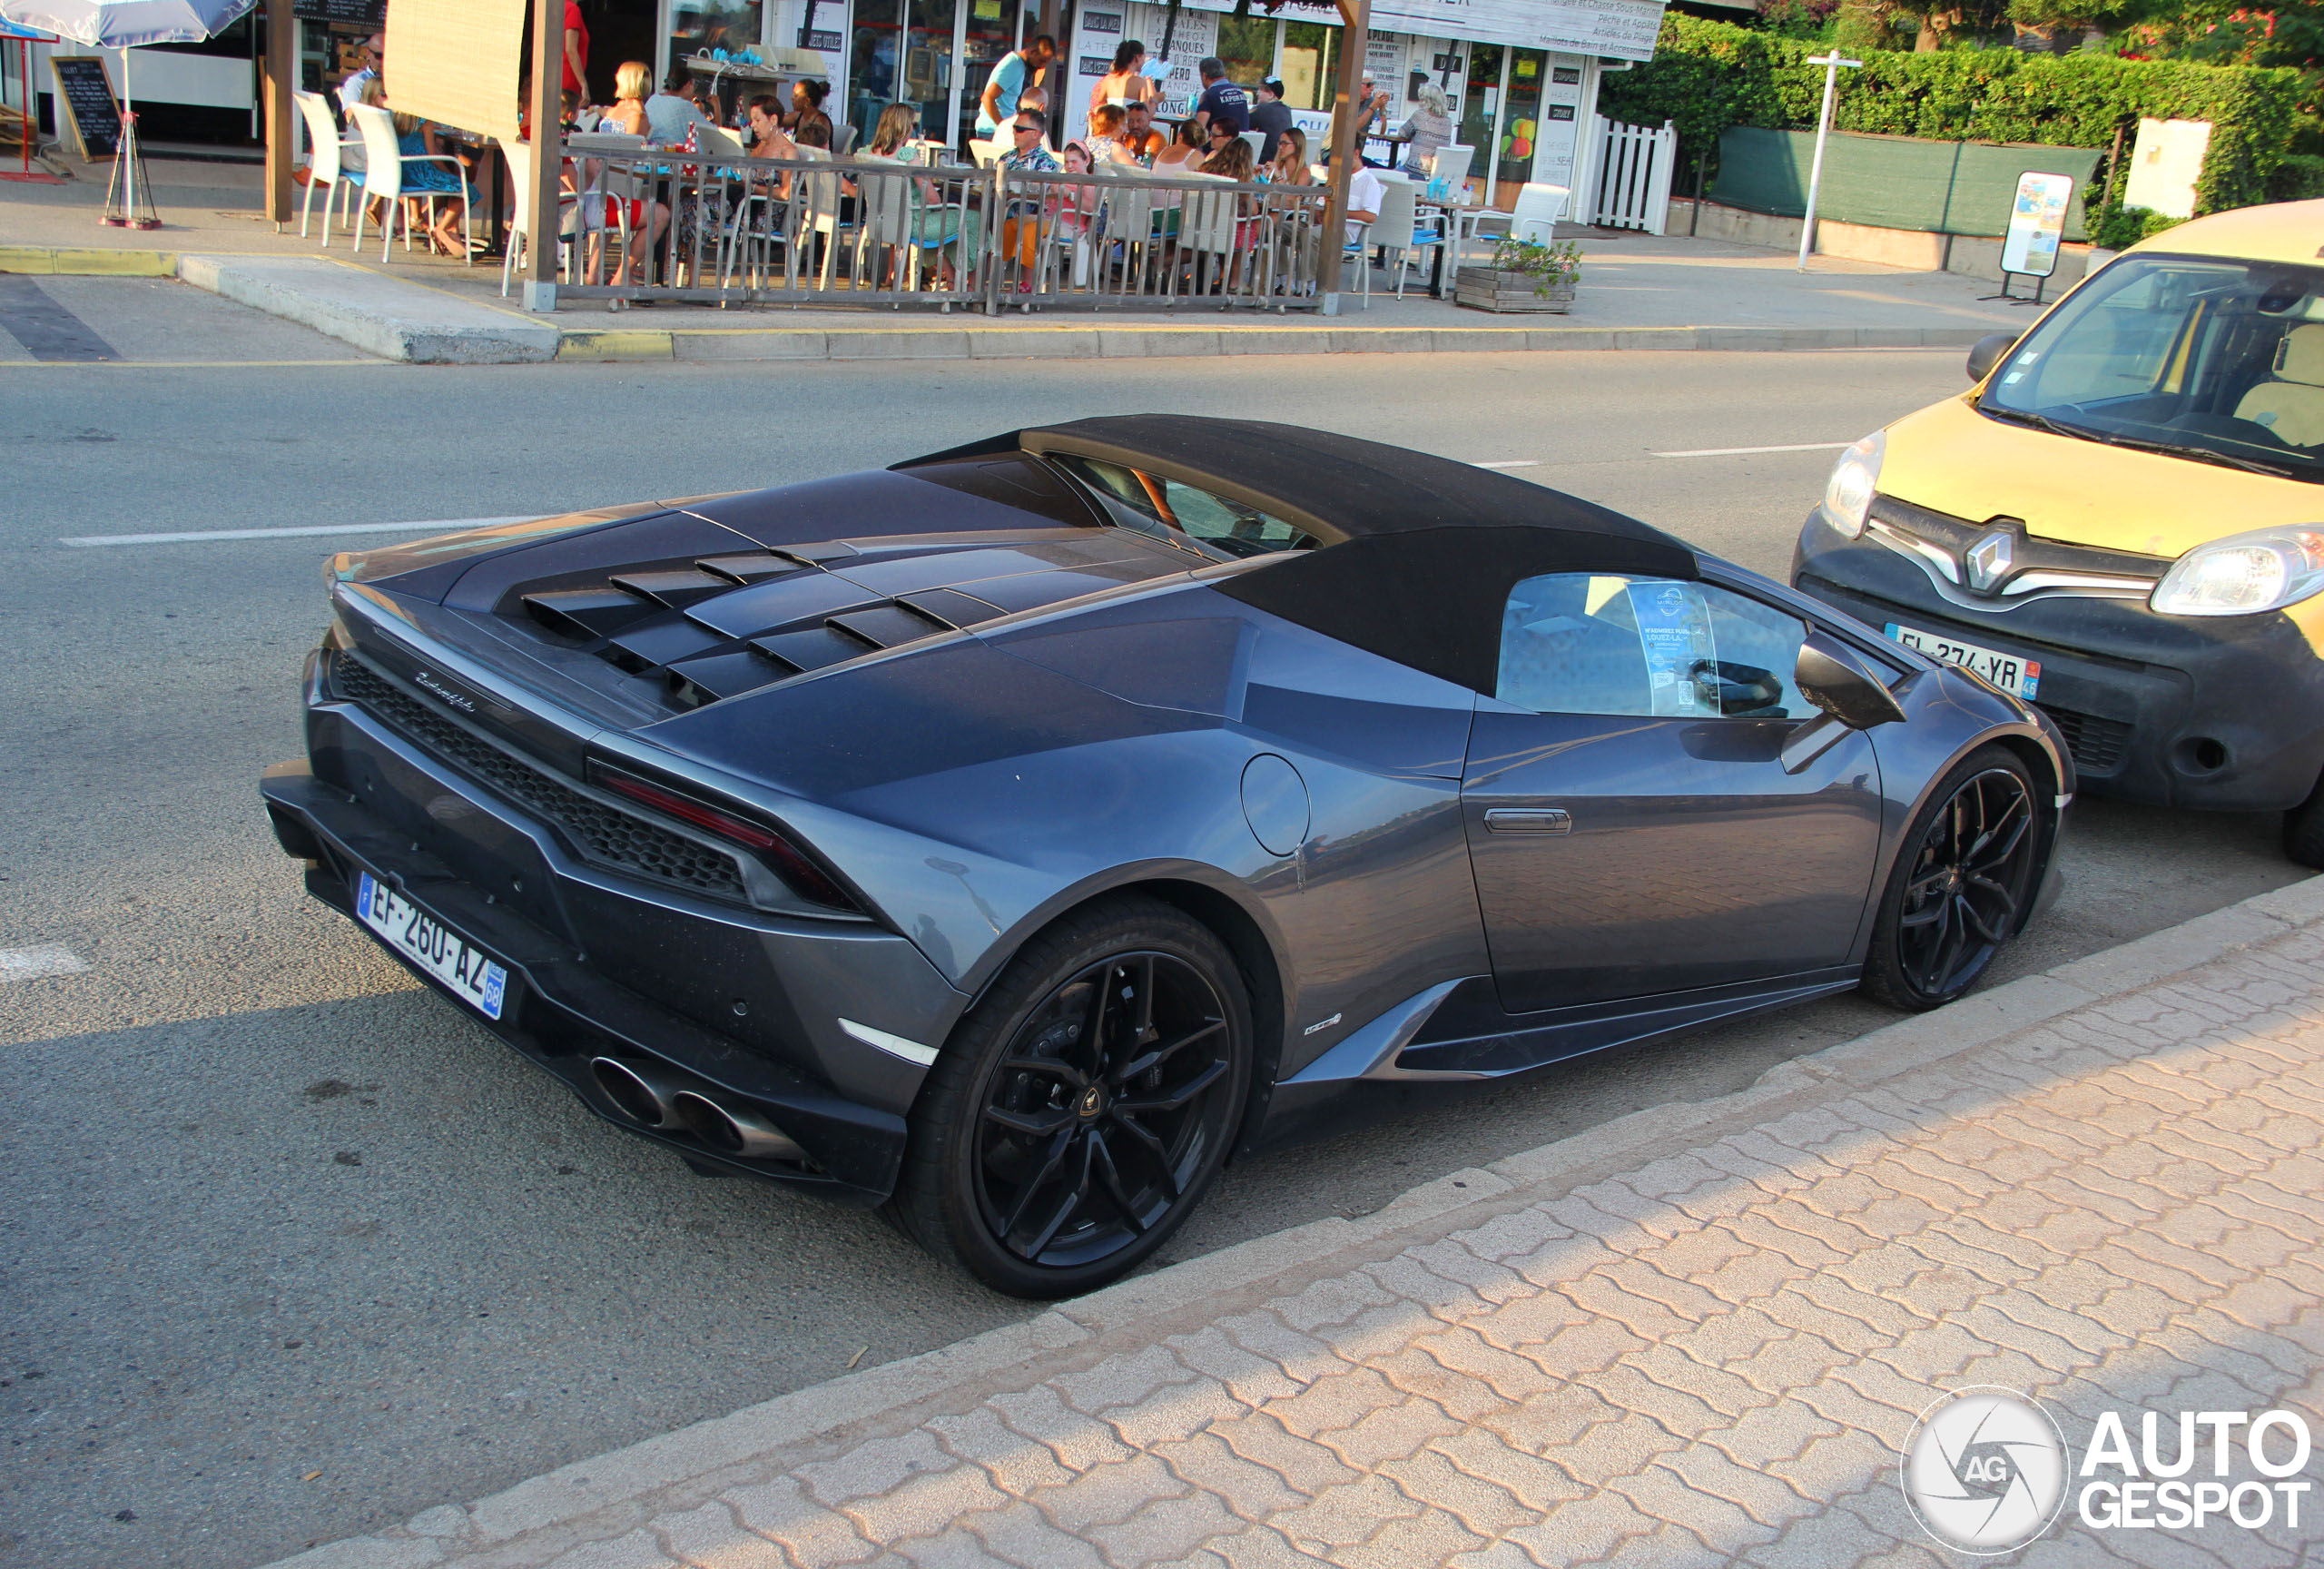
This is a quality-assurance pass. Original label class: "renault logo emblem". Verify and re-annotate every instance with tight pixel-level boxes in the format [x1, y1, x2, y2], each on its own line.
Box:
[1964, 529, 2016, 594]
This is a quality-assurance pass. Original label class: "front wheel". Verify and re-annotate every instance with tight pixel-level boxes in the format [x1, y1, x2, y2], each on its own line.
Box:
[1860, 745, 2044, 1011]
[2282, 772, 2324, 869]
[889, 896, 1253, 1299]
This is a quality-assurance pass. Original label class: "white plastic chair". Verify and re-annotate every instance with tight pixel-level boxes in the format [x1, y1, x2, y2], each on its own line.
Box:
[1366, 176, 1443, 299]
[1238, 130, 1265, 164]
[293, 90, 362, 241]
[1176, 171, 1238, 295]
[968, 138, 1007, 169]
[499, 138, 590, 296]
[347, 103, 472, 264]
[1427, 143, 1472, 189]
[1510, 182, 1569, 244]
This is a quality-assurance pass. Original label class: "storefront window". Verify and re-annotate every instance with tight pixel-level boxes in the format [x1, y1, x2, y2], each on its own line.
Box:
[1279, 19, 1335, 110]
[1459, 39, 1500, 181]
[851, 0, 958, 143]
[1215, 15, 1275, 87]
[1496, 45, 1542, 191]
[672, 2, 764, 68]
[956, 0, 1020, 149]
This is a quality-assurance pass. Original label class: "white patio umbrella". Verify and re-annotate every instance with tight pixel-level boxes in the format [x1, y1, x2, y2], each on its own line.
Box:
[0, 0, 258, 222]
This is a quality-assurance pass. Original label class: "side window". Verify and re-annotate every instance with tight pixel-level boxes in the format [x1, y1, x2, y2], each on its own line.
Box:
[1496, 574, 1810, 719]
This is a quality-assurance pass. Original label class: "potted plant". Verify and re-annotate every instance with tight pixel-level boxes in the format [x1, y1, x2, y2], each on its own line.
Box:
[1456, 235, 1581, 313]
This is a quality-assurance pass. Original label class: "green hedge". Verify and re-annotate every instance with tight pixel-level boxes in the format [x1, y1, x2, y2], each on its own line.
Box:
[1600, 15, 2308, 214]
[2270, 151, 2324, 200]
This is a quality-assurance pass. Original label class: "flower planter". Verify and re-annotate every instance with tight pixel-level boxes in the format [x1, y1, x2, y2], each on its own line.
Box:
[1454, 267, 1575, 313]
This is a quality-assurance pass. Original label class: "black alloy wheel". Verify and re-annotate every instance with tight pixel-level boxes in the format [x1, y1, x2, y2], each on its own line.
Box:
[1862, 746, 2043, 1011]
[892, 896, 1252, 1298]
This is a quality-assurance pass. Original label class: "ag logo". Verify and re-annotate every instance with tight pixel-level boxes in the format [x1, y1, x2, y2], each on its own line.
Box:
[1900, 1386, 2071, 1553]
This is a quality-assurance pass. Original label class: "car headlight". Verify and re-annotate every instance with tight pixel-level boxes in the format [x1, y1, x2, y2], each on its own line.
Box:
[2150, 527, 2324, 617]
[1820, 430, 1885, 539]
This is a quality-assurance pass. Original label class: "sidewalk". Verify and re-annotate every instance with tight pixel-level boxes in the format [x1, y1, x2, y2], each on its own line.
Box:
[267, 881, 2324, 1569]
[1, 155, 2032, 364]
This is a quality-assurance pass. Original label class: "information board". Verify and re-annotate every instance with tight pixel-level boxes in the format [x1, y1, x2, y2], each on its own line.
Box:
[293, 0, 389, 24]
[49, 54, 121, 161]
[2000, 172, 2073, 279]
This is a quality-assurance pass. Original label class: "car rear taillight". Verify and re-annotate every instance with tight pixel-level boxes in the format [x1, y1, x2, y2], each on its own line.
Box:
[586, 760, 862, 913]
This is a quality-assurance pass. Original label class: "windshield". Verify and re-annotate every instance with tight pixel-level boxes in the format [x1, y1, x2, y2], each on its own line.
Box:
[1047, 454, 1322, 560]
[1977, 253, 2324, 483]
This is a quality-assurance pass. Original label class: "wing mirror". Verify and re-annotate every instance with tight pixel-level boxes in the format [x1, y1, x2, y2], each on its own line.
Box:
[1966, 331, 2018, 383]
[1794, 634, 1905, 730]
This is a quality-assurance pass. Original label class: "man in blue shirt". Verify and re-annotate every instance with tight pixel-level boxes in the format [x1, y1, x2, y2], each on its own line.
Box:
[977, 35, 1057, 141]
[1192, 58, 1248, 138]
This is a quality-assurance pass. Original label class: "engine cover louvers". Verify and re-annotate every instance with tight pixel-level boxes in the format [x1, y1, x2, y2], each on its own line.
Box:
[514, 546, 1009, 711]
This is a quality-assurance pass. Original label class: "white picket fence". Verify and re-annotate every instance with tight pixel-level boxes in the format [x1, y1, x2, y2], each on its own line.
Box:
[1588, 116, 1677, 235]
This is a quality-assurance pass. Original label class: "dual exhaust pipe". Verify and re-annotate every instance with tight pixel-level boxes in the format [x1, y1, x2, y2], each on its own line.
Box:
[588, 1055, 806, 1163]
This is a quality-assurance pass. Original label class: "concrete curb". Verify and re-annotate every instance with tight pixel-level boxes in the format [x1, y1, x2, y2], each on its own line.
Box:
[0, 245, 1995, 363]
[255, 872, 2324, 1569]
[560, 321, 1999, 365]
[175, 254, 561, 364]
[0, 244, 179, 276]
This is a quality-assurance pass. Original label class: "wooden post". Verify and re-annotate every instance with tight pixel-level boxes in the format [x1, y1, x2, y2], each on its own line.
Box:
[261, 0, 294, 224]
[1315, 0, 1369, 313]
[525, 0, 564, 310]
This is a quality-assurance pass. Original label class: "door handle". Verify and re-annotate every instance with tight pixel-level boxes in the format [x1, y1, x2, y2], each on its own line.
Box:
[1484, 807, 1573, 834]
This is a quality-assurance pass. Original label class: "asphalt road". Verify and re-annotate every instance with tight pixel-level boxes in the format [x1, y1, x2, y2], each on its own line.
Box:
[0, 282, 2305, 1569]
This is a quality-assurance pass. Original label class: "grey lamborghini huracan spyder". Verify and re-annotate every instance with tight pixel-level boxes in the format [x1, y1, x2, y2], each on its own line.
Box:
[262, 417, 2070, 1297]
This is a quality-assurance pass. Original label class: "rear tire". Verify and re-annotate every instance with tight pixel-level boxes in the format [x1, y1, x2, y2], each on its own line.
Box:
[2283, 773, 2324, 869]
[888, 895, 1252, 1299]
[1860, 745, 2044, 1011]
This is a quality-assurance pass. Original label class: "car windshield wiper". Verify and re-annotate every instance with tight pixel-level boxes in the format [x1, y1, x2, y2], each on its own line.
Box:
[2072, 429, 2301, 480]
[1976, 401, 2090, 441]
[1980, 400, 2306, 479]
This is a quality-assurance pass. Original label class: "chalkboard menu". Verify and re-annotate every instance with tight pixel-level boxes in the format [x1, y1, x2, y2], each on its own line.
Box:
[293, 0, 389, 22]
[50, 55, 121, 161]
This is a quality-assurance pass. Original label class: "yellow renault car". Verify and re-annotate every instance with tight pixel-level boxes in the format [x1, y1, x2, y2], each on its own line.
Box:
[1794, 198, 2324, 864]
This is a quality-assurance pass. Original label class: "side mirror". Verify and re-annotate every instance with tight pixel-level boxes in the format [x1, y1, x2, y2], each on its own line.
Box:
[1795, 634, 1905, 730]
[1966, 331, 2018, 384]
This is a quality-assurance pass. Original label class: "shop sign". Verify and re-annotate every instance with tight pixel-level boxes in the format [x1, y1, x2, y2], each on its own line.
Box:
[1085, 9, 1122, 32]
[1369, 0, 1667, 64]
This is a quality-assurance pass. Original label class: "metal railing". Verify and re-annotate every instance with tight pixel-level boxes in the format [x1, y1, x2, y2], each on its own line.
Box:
[552, 152, 1327, 313]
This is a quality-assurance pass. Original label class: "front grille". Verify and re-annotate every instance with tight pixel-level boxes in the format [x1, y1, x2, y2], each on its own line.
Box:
[2037, 703, 2134, 775]
[333, 656, 751, 903]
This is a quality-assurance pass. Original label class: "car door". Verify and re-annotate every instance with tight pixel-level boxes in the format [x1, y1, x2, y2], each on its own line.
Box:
[1462, 569, 1885, 1014]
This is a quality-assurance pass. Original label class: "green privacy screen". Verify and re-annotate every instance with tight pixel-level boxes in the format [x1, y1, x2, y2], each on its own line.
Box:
[1714, 127, 2102, 241]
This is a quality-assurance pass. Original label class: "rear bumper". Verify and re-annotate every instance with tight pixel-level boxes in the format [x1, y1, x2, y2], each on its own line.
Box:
[261, 679, 970, 1204]
[1795, 511, 2324, 814]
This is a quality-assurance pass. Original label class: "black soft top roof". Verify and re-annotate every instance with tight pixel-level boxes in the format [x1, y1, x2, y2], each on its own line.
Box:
[900, 416, 1701, 695]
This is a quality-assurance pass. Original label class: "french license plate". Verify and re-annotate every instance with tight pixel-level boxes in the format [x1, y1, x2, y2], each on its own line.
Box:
[356, 871, 508, 1021]
[1884, 621, 2041, 699]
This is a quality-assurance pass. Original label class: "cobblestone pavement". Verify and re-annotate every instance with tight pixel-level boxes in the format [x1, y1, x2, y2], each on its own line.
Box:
[273, 883, 2324, 1569]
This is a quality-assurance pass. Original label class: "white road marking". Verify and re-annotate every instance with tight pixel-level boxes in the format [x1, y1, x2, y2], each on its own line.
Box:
[0, 943, 90, 982]
[1472, 459, 1541, 469]
[1652, 441, 1852, 459]
[59, 516, 546, 548]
